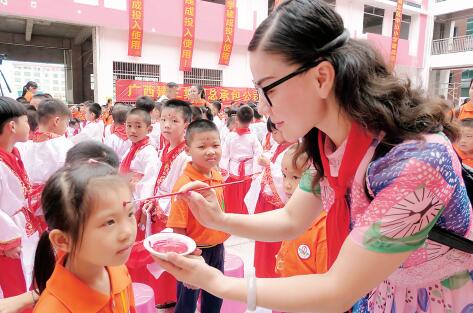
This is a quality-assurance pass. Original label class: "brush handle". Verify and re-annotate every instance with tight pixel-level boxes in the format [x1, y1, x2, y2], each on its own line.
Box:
[125, 177, 252, 206]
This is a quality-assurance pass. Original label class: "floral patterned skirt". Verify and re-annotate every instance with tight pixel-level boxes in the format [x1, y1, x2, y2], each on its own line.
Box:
[353, 269, 473, 313]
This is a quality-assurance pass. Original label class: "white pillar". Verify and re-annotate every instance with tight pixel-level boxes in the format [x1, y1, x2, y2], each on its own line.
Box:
[92, 26, 99, 103]
[382, 7, 394, 37]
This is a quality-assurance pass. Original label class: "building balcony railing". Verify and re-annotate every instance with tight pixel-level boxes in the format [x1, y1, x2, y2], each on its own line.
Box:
[432, 35, 473, 55]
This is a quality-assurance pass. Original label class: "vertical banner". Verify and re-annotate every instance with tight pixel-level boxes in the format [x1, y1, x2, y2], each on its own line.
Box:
[390, 0, 404, 68]
[128, 0, 144, 57]
[179, 0, 196, 72]
[218, 0, 236, 65]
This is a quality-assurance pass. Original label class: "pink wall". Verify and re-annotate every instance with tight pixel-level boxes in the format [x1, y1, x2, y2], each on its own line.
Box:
[422, 0, 429, 10]
[366, 33, 420, 68]
[0, 0, 255, 46]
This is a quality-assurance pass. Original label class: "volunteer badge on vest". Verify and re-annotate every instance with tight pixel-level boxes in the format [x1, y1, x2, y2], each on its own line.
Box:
[298, 244, 311, 260]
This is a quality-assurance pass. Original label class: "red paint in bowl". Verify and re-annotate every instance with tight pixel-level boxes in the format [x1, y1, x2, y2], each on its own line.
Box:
[152, 239, 188, 254]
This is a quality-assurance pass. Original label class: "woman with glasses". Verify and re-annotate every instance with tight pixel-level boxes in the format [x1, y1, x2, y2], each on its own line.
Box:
[154, 0, 473, 312]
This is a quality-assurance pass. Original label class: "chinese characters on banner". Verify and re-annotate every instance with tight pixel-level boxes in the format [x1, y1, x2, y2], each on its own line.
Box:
[179, 0, 196, 71]
[128, 0, 144, 57]
[115, 80, 258, 104]
[218, 0, 236, 65]
[390, 0, 404, 68]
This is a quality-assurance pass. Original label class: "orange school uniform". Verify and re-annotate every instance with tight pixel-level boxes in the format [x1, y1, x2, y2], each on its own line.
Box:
[458, 101, 473, 120]
[275, 211, 328, 277]
[167, 163, 230, 246]
[454, 145, 473, 169]
[33, 254, 136, 313]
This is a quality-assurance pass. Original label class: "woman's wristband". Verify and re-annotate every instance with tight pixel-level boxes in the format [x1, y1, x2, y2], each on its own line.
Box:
[246, 267, 257, 312]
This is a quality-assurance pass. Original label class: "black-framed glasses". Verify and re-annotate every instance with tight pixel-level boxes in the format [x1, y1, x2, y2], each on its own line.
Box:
[254, 59, 324, 107]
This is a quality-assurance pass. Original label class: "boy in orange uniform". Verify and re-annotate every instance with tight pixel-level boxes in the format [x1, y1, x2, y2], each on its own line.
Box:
[455, 118, 473, 168]
[167, 119, 230, 313]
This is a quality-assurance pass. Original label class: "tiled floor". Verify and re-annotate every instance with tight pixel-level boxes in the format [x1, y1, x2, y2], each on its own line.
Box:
[224, 235, 255, 271]
[155, 236, 255, 313]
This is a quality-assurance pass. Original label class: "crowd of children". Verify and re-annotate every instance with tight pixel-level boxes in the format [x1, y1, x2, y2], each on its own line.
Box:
[13, 78, 473, 312]
[2, 91, 323, 312]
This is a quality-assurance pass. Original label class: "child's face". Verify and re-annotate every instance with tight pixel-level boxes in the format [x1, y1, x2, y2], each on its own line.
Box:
[160, 107, 188, 144]
[74, 184, 136, 267]
[13, 116, 30, 143]
[151, 108, 161, 122]
[186, 130, 222, 173]
[85, 107, 96, 122]
[126, 114, 151, 143]
[281, 152, 304, 198]
[272, 128, 286, 144]
[210, 104, 219, 116]
[459, 126, 473, 155]
[188, 86, 200, 100]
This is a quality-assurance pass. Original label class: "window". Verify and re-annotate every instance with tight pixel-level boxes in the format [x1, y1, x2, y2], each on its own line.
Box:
[183, 68, 223, 87]
[392, 13, 411, 40]
[112, 61, 161, 104]
[202, 0, 225, 4]
[467, 18, 473, 36]
[363, 5, 384, 35]
[461, 70, 473, 98]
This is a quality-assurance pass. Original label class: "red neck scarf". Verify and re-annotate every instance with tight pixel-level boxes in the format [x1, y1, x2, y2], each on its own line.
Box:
[0, 147, 44, 236]
[153, 141, 186, 193]
[271, 142, 293, 163]
[161, 141, 186, 165]
[235, 127, 251, 136]
[0, 147, 31, 197]
[119, 137, 150, 174]
[263, 133, 272, 151]
[317, 123, 373, 269]
[111, 124, 128, 141]
[31, 130, 61, 143]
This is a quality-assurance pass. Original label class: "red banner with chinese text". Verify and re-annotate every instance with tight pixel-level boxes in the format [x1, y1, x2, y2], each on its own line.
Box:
[115, 80, 258, 105]
[179, 0, 196, 71]
[128, 0, 144, 57]
[218, 0, 236, 65]
[390, 0, 404, 68]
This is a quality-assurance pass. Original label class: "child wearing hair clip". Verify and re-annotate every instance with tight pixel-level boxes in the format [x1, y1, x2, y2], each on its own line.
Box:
[32, 162, 137, 312]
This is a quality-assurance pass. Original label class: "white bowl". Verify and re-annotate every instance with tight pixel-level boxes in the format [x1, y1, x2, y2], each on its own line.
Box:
[144, 232, 196, 260]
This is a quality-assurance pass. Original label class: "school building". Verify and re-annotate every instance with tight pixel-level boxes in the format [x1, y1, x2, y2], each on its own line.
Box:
[0, 0, 466, 105]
